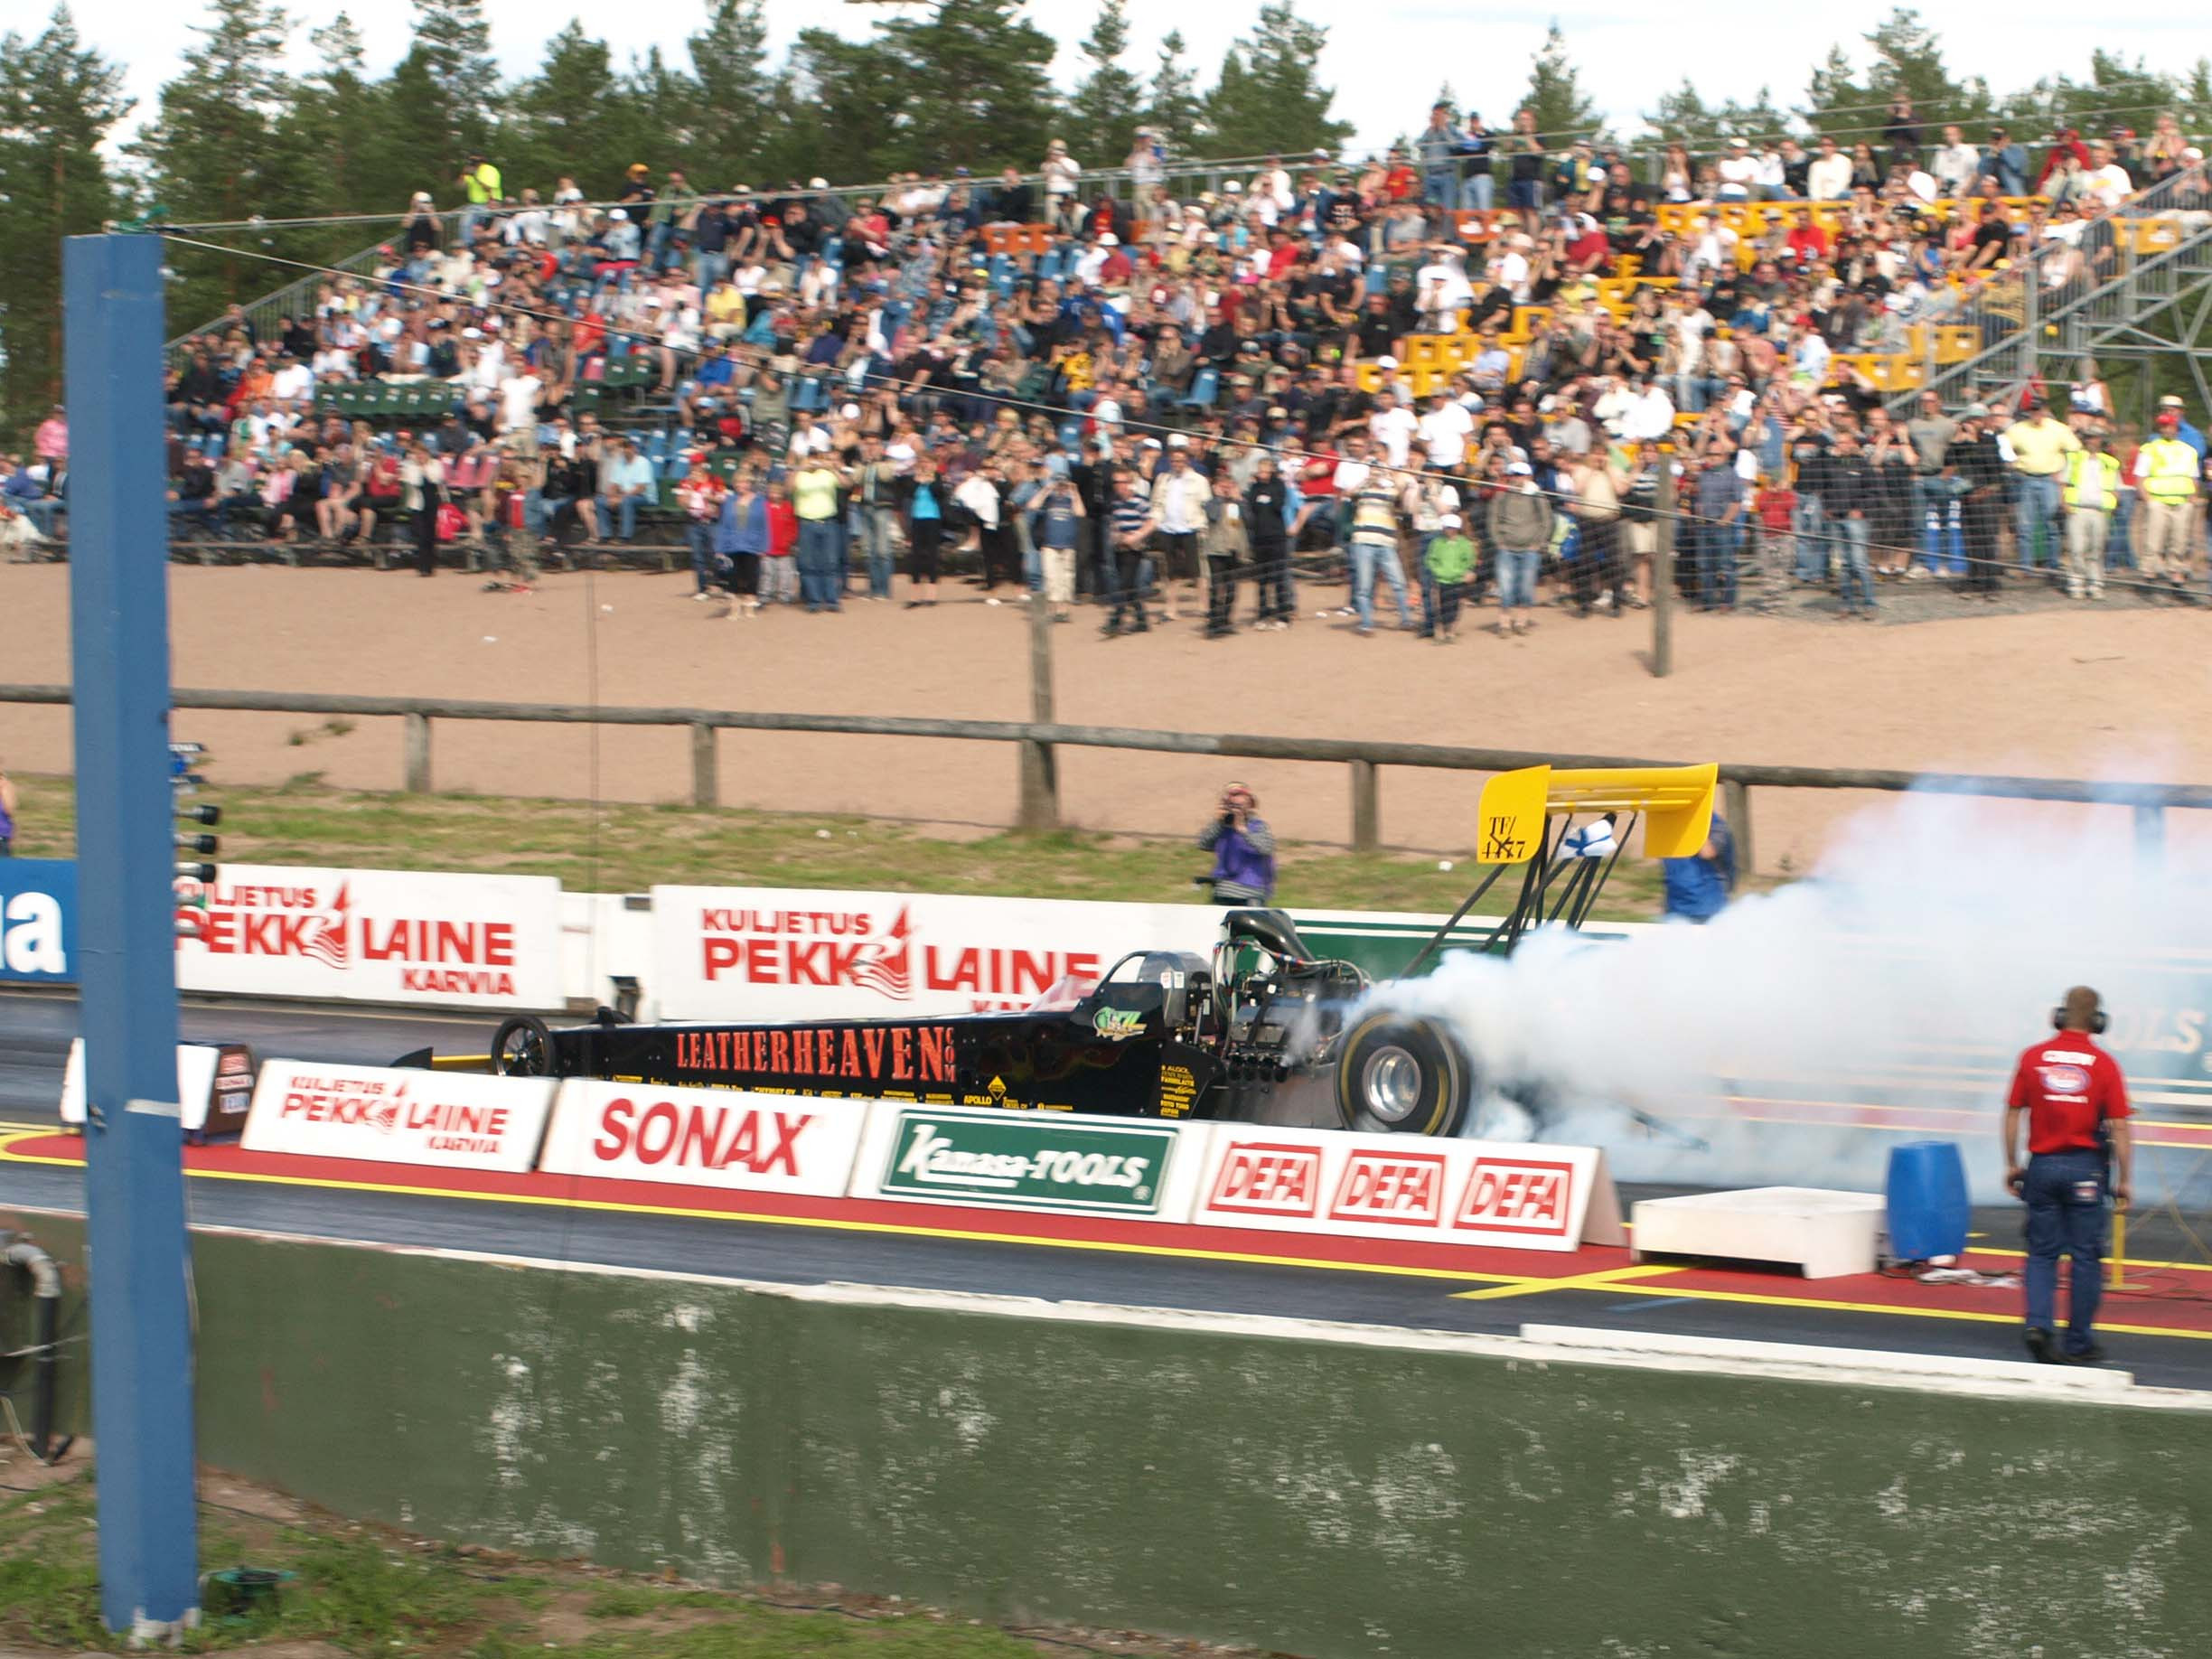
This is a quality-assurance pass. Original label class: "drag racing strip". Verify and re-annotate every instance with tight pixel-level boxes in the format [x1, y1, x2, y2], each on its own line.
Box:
[10, 1128, 2212, 1356]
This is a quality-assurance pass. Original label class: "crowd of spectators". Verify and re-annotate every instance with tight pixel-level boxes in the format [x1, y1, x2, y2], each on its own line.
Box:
[9, 105, 2212, 623]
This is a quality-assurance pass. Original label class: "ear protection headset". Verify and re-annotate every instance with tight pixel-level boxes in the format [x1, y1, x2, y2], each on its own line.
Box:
[2052, 990, 2109, 1035]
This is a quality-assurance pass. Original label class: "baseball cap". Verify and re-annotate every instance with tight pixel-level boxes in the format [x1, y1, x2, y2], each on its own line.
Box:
[1729, 136, 1749, 149]
[1378, 355, 1398, 369]
[1962, 402, 1990, 418]
[1506, 461, 1532, 475]
[1441, 512, 1463, 528]
[1098, 232, 1120, 246]
[2160, 394, 2186, 408]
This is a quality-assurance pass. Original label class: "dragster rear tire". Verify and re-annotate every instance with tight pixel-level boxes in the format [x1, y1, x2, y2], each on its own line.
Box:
[1334, 1012, 1470, 1137]
[491, 1014, 558, 1078]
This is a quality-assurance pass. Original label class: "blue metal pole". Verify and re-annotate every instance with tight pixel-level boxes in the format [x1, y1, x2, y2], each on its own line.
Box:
[63, 232, 200, 1636]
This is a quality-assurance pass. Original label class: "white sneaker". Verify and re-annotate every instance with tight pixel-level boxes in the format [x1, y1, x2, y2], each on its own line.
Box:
[985, 596, 1003, 606]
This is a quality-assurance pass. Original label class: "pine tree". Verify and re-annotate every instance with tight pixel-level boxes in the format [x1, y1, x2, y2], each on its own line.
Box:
[0, 5, 130, 439]
[1643, 80, 1723, 152]
[687, 0, 773, 186]
[1067, 0, 1144, 168]
[783, 30, 909, 185]
[127, 0, 295, 314]
[279, 14, 381, 229]
[1145, 30, 1205, 158]
[1203, 2, 1354, 160]
[874, 0, 1058, 173]
[1521, 22, 1603, 147]
[1860, 7, 1991, 135]
[408, 0, 497, 174]
[505, 23, 632, 200]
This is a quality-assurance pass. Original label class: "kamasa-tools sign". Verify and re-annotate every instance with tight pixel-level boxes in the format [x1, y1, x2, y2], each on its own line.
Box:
[649, 886, 1216, 1020]
[860, 1105, 1184, 1216]
[1194, 1126, 1624, 1253]
[242, 1061, 555, 1173]
[536, 1079, 863, 1197]
[175, 865, 561, 1009]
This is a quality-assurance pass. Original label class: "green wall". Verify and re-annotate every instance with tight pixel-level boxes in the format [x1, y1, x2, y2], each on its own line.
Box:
[7, 1207, 2211, 1657]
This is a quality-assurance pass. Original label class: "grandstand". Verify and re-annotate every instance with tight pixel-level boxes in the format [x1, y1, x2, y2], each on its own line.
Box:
[13, 118, 2212, 615]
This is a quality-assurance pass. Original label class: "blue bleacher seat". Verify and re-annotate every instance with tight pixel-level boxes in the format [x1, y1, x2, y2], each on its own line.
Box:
[1181, 367, 1219, 411]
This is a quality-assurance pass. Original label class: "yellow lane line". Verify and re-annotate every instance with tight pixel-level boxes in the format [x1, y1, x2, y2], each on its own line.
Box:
[1452, 1263, 1682, 1302]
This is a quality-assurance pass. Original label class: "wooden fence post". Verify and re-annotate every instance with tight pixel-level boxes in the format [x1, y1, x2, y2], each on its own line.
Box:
[1017, 595, 1061, 830]
[1723, 776, 1754, 876]
[403, 712, 432, 794]
[690, 722, 718, 810]
[1351, 759, 1380, 851]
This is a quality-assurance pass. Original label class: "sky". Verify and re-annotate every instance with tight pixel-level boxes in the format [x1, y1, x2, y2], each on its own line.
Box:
[53, 0, 2204, 162]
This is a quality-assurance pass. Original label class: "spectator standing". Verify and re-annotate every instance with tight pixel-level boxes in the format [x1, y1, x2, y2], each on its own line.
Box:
[1199, 470, 1250, 639]
[33, 407, 68, 464]
[400, 438, 445, 578]
[1151, 442, 1210, 622]
[763, 479, 799, 605]
[1750, 472, 1797, 611]
[1982, 126, 2030, 196]
[677, 457, 726, 599]
[1806, 136, 1852, 202]
[1425, 513, 1476, 641]
[1198, 783, 1275, 905]
[1826, 431, 1877, 617]
[851, 436, 900, 603]
[792, 451, 848, 613]
[1566, 447, 1628, 616]
[1042, 141, 1082, 230]
[456, 151, 501, 246]
[1033, 470, 1083, 623]
[718, 470, 770, 616]
[1662, 814, 1737, 923]
[2005, 400, 2079, 576]
[2062, 429, 2121, 600]
[2132, 406, 2199, 597]
[1101, 466, 1157, 637]
[1905, 390, 1959, 573]
[1691, 442, 1747, 611]
[1460, 113, 1495, 211]
[1243, 454, 1294, 629]
[1945, 406, 2007, 601]
[1487, 460, 1551, 634]
[1345, 465, 1413, 635]
[899, 455, 948, 610]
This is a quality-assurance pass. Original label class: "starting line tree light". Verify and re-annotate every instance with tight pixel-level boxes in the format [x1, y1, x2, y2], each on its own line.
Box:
[63, 231, 202, 1637]
[172, 744, 220, 918]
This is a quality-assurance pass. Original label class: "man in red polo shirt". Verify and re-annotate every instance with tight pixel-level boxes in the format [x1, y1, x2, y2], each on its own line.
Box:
[2002, 986, 2132, 1364]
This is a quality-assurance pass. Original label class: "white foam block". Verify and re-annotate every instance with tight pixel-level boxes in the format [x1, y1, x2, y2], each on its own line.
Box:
[1631, 1186, 1885, 1279]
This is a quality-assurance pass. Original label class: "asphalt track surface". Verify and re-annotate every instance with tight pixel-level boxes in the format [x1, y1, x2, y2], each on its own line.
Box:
[5, 989, 2211, 1389]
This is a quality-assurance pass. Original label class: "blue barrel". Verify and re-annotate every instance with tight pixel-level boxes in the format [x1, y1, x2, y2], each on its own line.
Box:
[1887, 1140, 1971, 1263]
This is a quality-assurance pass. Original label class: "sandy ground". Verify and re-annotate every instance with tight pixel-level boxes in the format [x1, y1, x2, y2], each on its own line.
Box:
[2, 561, 2207, 873]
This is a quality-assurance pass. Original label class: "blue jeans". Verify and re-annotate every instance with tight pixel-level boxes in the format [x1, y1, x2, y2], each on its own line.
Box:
[1350, 538, 1411, 630]
[600, 492, 641, 541]
[797, 517, 841, 609]
[1495, 548, 1538, 610]
[2015, 473, 2061, 568]
[1792, 497, 1828, 581]
[694, 250, 730, 291]
[1837, 516, 1874, 609]
[686, 521, 717, 592]
[857, 506, 896, 599]
[1464, 173, 1495, 211]
[1699, 520, 1740, 606]
[2023, 1148, 2107, 1352]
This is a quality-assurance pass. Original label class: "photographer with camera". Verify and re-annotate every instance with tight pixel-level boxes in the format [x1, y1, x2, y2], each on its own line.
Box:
[1197, 783, 1276, 905]
[2003, 987, 2132, 1364]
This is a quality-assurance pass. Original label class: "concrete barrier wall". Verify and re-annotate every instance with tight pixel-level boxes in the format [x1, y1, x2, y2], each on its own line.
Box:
[7, 1209, 2210, 1657]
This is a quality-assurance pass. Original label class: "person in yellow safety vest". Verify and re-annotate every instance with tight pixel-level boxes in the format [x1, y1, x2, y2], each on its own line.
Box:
[456, 151, 502, 247]
[2061, 430, 2123, 601]
[2132, 408, 2199, 595]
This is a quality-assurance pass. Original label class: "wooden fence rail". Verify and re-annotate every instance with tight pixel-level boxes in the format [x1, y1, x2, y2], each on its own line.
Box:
[2, 683, 2198, 870]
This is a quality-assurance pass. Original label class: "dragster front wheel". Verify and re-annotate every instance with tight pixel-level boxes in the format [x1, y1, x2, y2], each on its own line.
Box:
[1334, 1012, 1471, 1137]
[490, 1014, 558, 1077]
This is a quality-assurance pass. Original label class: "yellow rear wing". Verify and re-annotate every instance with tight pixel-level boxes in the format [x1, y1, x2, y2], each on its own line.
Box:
[1475, 764, 1718, 864]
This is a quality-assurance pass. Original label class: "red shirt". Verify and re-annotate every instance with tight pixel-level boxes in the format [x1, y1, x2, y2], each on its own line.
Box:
[2007, 1032, 2129, 1155]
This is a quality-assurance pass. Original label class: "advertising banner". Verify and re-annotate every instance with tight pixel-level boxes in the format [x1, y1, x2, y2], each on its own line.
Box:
[176, 865, 563, 1010]
[649, 886, 1217, 1021]
[1191, 1123, 1625, 1253]
[242, 1060, 556, 1173]
[0, 859, 76, 985]
[537, 1078, 866, 1197]
[851, 1103, 1207, 1220]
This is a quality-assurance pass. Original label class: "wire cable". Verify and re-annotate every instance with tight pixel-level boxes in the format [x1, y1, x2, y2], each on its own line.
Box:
[154, 230, 2206, 596]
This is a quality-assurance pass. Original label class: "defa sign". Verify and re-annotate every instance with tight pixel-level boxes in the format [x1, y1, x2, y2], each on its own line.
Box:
[861, 1106, 1185, 1216]
[1193, 1127, 1623, 1254]
[0, 860, 75, 983]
